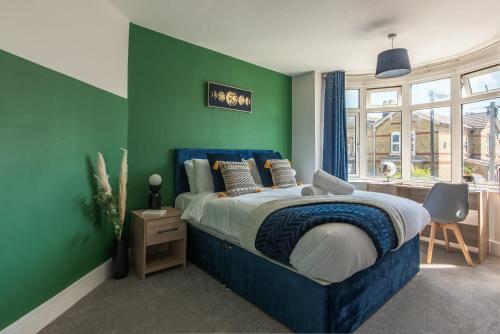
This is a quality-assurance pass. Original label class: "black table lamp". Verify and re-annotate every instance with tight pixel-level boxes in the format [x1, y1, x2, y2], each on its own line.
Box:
[148, 174, 162, 209]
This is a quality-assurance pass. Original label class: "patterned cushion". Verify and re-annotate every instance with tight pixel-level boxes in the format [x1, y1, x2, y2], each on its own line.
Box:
[220, 161, 259, 197]
[268, 159, 297, 189]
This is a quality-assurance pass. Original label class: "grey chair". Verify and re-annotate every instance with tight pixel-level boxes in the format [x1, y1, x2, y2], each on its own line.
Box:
[423, 182, 474, 266]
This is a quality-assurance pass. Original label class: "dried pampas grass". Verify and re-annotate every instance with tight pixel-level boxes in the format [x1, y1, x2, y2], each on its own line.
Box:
[96, 152, 112, 196]
[118, 148, 128, 238]
[94, 149, 128, 240]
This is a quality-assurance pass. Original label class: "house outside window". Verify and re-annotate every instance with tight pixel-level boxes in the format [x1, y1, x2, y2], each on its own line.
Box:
[411, 106, 452, 181]
[411, 131, 416, 156]
[462, 98, 500, 184]
[366, 111, 402, 178]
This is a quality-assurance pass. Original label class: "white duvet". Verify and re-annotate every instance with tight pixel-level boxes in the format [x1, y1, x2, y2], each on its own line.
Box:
[181, 186, 429, 283]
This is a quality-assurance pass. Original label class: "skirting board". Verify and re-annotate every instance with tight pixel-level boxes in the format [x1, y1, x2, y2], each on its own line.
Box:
[489, 240, 500, 257]
[1, 259, 111, 334]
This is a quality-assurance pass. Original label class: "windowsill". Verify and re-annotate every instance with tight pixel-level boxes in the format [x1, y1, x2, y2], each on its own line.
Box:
[349, 177, 500, 192]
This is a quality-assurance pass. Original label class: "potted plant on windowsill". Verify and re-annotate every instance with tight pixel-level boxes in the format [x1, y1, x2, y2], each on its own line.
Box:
[463, 166, 475, 183]
[94, 149, 129, 279]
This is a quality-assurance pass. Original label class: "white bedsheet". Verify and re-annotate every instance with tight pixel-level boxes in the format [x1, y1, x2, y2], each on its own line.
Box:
[180, 186, 429, 283]
[175, 192, 196, 211]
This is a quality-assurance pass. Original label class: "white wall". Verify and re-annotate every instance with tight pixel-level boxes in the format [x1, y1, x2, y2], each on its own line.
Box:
[0, 0, 129, 98]
[292, 71, 322, 183]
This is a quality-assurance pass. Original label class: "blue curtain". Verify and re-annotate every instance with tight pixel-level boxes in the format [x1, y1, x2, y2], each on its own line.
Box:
[323, 71, 348, 180]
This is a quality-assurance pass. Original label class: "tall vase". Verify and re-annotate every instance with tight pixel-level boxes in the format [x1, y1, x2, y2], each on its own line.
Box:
[112, 238, 129, 279]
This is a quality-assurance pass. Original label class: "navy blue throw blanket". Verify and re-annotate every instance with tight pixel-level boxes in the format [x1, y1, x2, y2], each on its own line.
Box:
[255, 203, 398, 264]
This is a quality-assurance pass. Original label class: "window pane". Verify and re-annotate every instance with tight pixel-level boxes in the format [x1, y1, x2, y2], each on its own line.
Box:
[346, 89, 359, 109]
[366, 111, 402, 178]
[347, 115, 357, 174]
[411, 78, 450, 105]
[462, 98, 500, 184]
[390, 132, 400, 154]
[469, 69, 500, 94]
[411, 107, 452, 181]
[368, 90, 399, 107]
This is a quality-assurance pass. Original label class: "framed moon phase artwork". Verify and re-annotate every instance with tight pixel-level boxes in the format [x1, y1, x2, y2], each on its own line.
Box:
[207, 82, 252, 113]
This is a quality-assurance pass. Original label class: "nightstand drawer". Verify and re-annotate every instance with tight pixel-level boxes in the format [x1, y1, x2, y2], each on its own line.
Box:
[147, 219, 185, 246]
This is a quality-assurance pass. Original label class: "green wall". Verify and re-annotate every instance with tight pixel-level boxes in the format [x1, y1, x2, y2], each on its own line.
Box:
[1, 23, 292, 330]
[127, 24, 292, 208]
[0, 50, 127, 329]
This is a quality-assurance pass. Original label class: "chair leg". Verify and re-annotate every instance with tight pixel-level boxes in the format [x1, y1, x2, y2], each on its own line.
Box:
[450, 223, 474, 267]
[427, 222, 437, 264]
[442, 226, 450, 252]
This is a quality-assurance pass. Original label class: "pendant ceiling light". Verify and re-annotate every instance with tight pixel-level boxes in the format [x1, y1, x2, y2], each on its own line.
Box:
[375, 33, 411, 79]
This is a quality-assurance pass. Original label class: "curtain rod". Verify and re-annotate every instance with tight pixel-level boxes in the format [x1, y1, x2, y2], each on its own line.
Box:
[321, 39, 500, 78]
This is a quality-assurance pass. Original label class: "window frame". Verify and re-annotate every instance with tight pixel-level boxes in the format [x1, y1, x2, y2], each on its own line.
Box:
[345, 89, 361, 177]
[366, 86, 402, 109]
[346, 57, 500, 187]
[462, 64, 500, 97]
[410, 76, 452, 109]
[346, 113, 360, 176]
[345, 89, 360, 109]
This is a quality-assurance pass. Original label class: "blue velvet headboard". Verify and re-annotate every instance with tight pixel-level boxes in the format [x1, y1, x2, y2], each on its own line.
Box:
[174, 148, 275, 196]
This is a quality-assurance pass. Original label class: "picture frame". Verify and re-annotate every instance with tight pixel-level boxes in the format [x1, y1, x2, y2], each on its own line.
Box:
[207, 82, 252, 113]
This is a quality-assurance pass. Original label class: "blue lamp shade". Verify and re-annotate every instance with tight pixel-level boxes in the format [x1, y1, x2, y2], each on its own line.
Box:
[375, 48, 411, 79]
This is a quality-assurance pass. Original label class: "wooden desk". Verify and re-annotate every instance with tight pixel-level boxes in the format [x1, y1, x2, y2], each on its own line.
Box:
[365, 182, 489, 263]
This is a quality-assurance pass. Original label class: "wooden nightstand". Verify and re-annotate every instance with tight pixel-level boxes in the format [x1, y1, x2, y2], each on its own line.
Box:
[130, 207, 186, 279]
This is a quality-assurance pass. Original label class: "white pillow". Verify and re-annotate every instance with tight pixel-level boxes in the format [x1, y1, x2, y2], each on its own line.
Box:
[184, 160, 196, 193]
[312, 169, 354, 195]
[243, 158, 263, 185]
[192, 158, 214, 193]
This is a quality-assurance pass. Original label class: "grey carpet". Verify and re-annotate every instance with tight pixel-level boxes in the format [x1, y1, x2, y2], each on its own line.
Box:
[40, 243, 500, 333]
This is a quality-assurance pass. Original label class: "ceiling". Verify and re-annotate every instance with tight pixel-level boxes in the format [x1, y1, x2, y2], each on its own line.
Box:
[109, 0, 500, 76]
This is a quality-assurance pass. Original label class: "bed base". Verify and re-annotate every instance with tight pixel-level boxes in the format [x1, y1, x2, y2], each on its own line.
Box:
[187, 224, 420, 333]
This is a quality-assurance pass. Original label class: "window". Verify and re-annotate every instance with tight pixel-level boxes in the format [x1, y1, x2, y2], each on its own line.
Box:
[345, 89, 360, 109]
[345, 61, 500, 185]
[469, 71, 500, 94]
[391, 132, 401, 154]
[411, 78, 451, 105]
[346, 115, 358, 175]
[462, 98, 500, 184]
[367, 87, 401, 108]
[411, 107, 452, 180]
[462, 66, 500, 97]
[410, 77, 452, 180]
[366, 111, 402, 178]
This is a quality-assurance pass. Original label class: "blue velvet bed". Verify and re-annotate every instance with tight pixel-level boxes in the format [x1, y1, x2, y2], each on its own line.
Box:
[175, 148, 420, 333]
